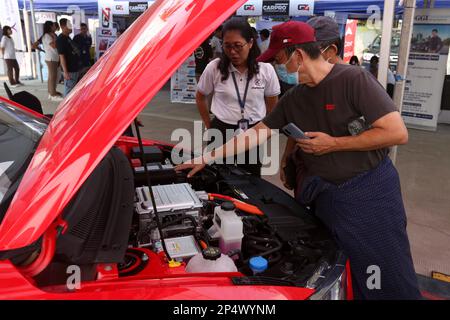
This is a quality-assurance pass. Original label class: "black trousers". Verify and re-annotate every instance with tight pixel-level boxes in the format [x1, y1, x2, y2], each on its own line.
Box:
[5, 59, 20, 85]
[387, 83, 395, 99]
[208, 117, 262, 177]
[298, 158, 422, 300]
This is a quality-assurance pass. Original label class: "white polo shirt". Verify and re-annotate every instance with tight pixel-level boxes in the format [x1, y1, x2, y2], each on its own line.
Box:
[0, 36, 16, 59]
[259, 39, 270, 53]
[42, 33, 59, 62]
[197, 58, 280, 125]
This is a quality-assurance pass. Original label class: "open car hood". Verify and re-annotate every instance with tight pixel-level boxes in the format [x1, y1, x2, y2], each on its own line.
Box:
[0, 0, 246, 250]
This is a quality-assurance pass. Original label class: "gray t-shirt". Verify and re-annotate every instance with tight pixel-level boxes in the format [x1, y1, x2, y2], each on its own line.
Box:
[263, 63, 396, 184]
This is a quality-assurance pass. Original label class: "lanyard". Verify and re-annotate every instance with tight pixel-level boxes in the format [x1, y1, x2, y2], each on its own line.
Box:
[231, 72, 250, 118]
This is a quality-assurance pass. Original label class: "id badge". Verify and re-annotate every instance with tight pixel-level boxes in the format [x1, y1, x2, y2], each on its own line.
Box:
[237, 118, 250, 132]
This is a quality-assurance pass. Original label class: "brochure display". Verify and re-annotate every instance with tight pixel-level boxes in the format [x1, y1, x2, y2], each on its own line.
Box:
[402, 9, 450, 131]
[170, 54, 197, 104]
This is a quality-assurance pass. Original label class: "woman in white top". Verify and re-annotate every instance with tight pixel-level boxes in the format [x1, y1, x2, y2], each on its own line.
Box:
[0, 26, 22, 87]
[196, 18, 280, 176]
[42, 21, 63, 101]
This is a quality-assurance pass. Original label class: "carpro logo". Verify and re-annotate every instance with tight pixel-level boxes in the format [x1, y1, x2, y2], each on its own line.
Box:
[415, 15, 429, 21]
[101, 29, 113, 36]
[263, 3, 288, 13]
[244, 5, 256, 11]
[298, 4, 310, 11]
[129, 2, 148, 13]
[115, 5, 124, 10]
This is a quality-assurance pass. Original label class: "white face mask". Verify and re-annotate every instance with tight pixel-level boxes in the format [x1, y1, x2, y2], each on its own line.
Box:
[285, 51, 299, 72]
[283, 51, 301, 84]
[285, 47, 331, 85]
[274, 64, 298, 85]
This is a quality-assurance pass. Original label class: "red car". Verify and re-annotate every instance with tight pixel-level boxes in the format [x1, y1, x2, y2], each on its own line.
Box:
[0, 0, 351, 300]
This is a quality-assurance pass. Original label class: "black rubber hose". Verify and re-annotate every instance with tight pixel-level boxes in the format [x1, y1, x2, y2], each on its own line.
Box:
[259, 241, 283, 258]
[227, 249, 243, 261]
[241, 215, 263, 223]
[248, 243, 275, 251]
[243, 238, 283, 264]
[246, 234, 277, 243]
[267, 251, 283, 265]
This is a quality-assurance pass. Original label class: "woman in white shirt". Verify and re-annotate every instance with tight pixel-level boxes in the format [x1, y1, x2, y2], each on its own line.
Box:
[0, 26, 22, 87]
[196, 18, 280, 176]
[42, 21, 63, 101]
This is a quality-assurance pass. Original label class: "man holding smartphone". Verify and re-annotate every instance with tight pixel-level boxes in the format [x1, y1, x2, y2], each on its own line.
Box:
[177, 21, 421, 300]
[279, 16, 345, 191]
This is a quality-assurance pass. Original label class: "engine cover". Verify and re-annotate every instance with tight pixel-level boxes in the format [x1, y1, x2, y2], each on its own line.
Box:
[134, 183, 207, 246]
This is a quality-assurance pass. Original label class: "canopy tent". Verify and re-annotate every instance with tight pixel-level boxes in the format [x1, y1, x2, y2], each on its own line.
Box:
[314, 0, 403, 15]
[313, 0, 450, 15]
[18, 0, 98, 14]
[16, 0, 450, 17]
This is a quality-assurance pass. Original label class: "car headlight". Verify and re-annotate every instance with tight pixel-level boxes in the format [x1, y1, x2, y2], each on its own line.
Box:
[310, 269, 347, 300]
[307, 255, 349, 300]
[363, 53, 374, 61]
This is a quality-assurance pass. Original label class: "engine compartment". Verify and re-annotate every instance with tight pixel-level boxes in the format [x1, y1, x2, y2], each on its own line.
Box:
[123, 143, 339, 287]
[4, 143, 340, 290]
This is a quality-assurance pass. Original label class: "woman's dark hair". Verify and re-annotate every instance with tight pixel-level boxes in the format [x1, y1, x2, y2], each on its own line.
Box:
[370, 55, 379, 65]
[250, 27, 261, 57]
[285, 42, 322, 60]
[43, 21, 54, 35]
[2, 26, 11, 38]
[59, 18, 68, 28]
[218, 18, 260, 81]
[260, 29, 270, 39]
[349, 55, 360, 65]
[369, 56, 379, 77]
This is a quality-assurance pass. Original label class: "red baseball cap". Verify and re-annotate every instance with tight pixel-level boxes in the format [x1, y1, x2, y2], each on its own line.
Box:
[257, 21, 316, 63]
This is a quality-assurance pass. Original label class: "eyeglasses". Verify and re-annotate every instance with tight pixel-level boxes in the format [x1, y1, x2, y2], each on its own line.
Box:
[223, 42, 248, 52]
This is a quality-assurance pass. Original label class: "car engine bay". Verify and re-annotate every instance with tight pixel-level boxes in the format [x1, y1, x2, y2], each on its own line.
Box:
[2, 143, 341, 291]
[122, 144, 340, 287]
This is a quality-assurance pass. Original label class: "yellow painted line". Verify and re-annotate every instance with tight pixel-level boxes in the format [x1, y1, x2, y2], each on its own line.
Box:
[432, 271, 450, 283]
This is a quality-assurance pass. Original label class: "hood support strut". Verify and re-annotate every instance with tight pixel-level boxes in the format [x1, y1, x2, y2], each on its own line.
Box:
[18, 217, 67, 278]
[133, 119, 172, 261]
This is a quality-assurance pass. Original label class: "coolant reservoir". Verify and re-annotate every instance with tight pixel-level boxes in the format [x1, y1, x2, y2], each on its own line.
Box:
[208, 202, 244, 254]
[185, 247, 237, 273]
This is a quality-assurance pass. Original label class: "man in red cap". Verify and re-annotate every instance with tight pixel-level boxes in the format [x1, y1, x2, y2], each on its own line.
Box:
[177, 21, 421, 300]
[261, 22, 302, 97]
[263, 18, 345, 191]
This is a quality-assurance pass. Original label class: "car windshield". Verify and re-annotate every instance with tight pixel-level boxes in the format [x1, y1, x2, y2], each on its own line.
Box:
[0, 100, 48, 219]
[371, 34, 401, 53]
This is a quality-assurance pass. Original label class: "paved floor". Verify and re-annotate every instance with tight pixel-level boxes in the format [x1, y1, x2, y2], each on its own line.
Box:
[1, 78, 449, 279]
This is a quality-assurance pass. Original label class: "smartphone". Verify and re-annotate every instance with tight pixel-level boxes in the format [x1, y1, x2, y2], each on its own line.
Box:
[282, 123, 310, 140]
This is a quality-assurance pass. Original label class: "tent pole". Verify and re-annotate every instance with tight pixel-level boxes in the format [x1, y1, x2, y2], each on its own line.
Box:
[377, 0, 395, 88]
[22, 4, 35, 79]
[29, 0, 43, 83]
[390, 0, 416, 165]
